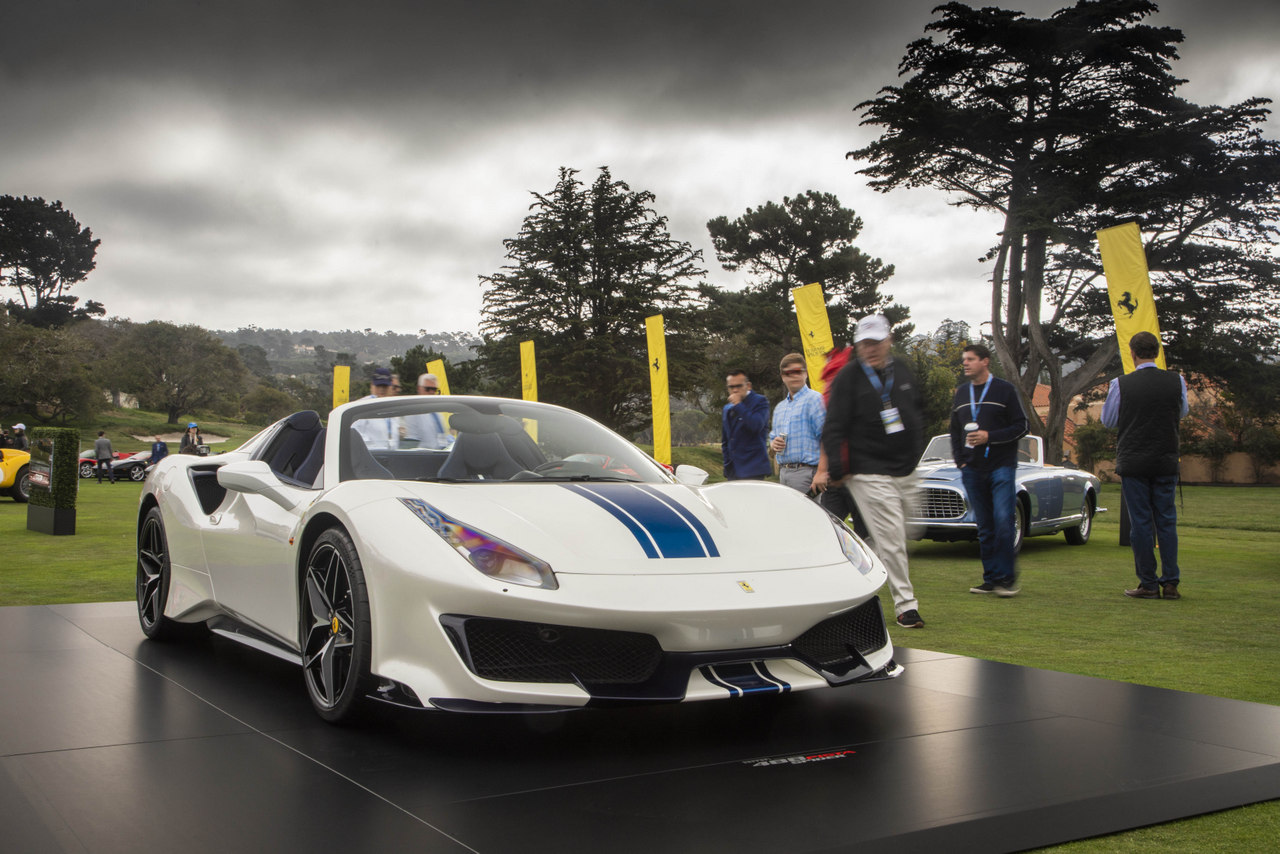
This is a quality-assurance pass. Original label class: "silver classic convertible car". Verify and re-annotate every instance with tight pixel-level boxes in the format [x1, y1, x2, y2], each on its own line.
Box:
[908, 434, 1104, 552]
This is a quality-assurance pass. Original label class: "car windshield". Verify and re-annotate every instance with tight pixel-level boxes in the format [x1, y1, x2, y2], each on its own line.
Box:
[339, 397, 670, 485]
[918, 434, 1039, 466]
[919, 435, 953, 464]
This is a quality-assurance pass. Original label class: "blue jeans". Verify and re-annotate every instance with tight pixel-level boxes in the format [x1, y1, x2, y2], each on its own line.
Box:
[1122, 475, 1179, 589]
[962, 465, 1017, 585]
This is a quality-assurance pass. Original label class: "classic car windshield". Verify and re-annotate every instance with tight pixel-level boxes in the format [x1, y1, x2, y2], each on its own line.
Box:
[340, 398, 670, 484]
[918, 434, 1039, 466]
[919, 435, 954, 464]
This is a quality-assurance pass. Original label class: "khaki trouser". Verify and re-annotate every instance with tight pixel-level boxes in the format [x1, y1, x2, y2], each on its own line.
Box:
[778, 463, 816, 493]
[846, 473, 919, 616]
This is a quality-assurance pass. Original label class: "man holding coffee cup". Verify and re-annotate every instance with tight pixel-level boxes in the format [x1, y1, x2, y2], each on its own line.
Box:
[950, 343, 1029, 597]
[769, 352, 826, 494]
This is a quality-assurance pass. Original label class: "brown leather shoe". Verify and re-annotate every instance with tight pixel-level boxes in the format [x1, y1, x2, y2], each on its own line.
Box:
[1124, 586, 1160, 599]
[1161, 584, 1181, 600]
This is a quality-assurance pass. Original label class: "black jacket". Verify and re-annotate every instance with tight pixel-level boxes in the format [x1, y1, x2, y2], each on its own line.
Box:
[822, 358, 924, 480]
[948, 376, 1028, 471]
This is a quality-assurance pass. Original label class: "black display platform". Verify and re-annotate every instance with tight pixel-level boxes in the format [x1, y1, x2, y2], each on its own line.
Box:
[3, 602, 1278, 854]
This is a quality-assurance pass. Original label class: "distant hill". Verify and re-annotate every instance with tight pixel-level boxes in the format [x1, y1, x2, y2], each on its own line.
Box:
[214, 327, 481, 372]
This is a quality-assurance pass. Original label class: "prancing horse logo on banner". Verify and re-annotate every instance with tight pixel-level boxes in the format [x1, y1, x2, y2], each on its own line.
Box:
[1116, 291, 1139, 317]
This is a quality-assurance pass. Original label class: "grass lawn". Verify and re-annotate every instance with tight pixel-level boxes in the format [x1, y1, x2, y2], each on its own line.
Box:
[1, 478, 1276, 851]
[12, 407, 268, 455]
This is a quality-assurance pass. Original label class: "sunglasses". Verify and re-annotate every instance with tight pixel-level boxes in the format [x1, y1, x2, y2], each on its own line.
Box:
[420, 387, 440, 394]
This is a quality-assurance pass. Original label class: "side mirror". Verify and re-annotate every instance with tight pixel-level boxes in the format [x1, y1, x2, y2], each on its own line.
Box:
[674, 465, 709, 486]
[217, 460, 299, 511]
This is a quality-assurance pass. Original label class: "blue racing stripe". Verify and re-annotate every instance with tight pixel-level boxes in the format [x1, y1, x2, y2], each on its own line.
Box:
[701, 662, 789, 696]
[699, 664, 741, 697]
[566, 483, 715, 558]
[756, 661, 791, 693]
[564, 484, 660, 558]
[634, 483, 720, 557]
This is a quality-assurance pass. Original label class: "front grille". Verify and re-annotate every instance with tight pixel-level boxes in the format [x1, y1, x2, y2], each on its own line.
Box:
[916, 487, 967, 519]
[444, 616, 662, 685]
[791, 599, 888, 669]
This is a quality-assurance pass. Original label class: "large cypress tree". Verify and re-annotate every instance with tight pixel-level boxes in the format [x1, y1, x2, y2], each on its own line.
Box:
[853, 0, 1280, 459]
[477, 167, 706, 434]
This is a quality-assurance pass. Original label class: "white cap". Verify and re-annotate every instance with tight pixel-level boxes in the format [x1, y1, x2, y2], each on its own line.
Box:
[853, 315, 891, 343]
[12, 423, 25, 430]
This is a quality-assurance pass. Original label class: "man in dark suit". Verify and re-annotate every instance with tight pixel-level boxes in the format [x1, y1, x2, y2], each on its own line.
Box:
[1102, 331, 1189, 600]
[721, 369, 771, 480]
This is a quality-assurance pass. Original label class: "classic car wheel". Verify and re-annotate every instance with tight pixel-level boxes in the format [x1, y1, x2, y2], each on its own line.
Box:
[79, 461, 95, 479]
[301, 528, 374, 723]
[129, 463, 147, 482]
[10, 465, 31, 503]
[1012, 499, 1027, 553]
[136, 507, 205, 640]
[1064, 496, 1093, 545]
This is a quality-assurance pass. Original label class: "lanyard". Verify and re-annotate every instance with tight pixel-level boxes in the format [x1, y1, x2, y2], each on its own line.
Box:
[969, 377, 992, 421]
[860, 361, 894, 408]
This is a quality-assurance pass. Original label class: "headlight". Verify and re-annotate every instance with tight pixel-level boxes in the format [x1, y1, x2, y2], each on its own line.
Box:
[830, 515, 876, 576]
[399, 498, 557, 590]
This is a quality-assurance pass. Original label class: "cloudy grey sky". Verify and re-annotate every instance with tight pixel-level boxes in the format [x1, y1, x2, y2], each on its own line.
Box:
[4, 0, 1277, 338]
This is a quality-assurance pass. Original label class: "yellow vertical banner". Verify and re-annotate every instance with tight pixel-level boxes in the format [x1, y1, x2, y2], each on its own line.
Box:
[519, 340, 538, 442]
[332, 365, 350, 410]
[645, 314, 671, 466]
[519, 341, 537, 401]
[791, 282, 835, 393]
[1097, 222, 1166, 373]
[425, 359, 450, 395]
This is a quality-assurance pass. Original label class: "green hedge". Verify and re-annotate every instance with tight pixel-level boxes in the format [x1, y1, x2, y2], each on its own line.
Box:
[28, 427, 80, 510]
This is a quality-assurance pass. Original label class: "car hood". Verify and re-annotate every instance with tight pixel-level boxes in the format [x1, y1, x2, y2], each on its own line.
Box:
[918, 464, 962, 483]
[345, 479, 858, 577]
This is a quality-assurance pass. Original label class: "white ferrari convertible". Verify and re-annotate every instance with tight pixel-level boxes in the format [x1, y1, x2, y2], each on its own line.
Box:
[137, 395, 900, 722]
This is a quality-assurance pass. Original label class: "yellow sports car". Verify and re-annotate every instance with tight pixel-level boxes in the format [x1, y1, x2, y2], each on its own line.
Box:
[1, 448, 32, 503]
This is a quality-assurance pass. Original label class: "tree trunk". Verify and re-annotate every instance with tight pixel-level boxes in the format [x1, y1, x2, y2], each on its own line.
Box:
[988, 222, 1120, 464]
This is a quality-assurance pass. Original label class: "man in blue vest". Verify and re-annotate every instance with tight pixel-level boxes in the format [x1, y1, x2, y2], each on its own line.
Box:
[1102, 331, 1189, 600]
[950, 344, 1029, 597]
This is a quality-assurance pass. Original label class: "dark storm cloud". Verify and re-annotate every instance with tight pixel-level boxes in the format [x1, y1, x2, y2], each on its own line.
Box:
[3, 1, 1277, 334]
[5, 1, 913, 112]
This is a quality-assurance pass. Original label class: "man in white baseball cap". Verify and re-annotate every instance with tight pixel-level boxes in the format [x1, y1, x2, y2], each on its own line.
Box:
[822, 315, 927, 629]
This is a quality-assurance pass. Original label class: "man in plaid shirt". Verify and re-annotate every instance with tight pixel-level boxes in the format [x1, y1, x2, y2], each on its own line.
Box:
[769, 353, 828, 494]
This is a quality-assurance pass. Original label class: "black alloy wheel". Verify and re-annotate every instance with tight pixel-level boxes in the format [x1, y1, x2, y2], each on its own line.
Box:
[301, 528, 373, 723]
[129, 463, 147, 482]
[79, 461, 95, 479]
[136, 507, 204, 640]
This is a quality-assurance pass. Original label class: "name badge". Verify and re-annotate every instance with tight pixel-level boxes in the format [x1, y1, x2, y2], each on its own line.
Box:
[880, 407, 905, 434]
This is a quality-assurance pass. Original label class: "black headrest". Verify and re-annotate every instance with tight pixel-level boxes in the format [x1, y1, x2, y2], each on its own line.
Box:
[285, 410, 322, 431]
[447, 411, 523, 436]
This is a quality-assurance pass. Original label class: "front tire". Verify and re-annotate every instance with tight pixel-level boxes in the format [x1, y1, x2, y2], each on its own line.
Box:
[80, 461, 95, 479]
[1012, 499, 1027, 553]
[10, 465, 30, 502]
[136, 507, 205, 640]
[301, 528, 374, 723]
[129, 463, 147, 482]
[1064, 495, 1094, 545]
